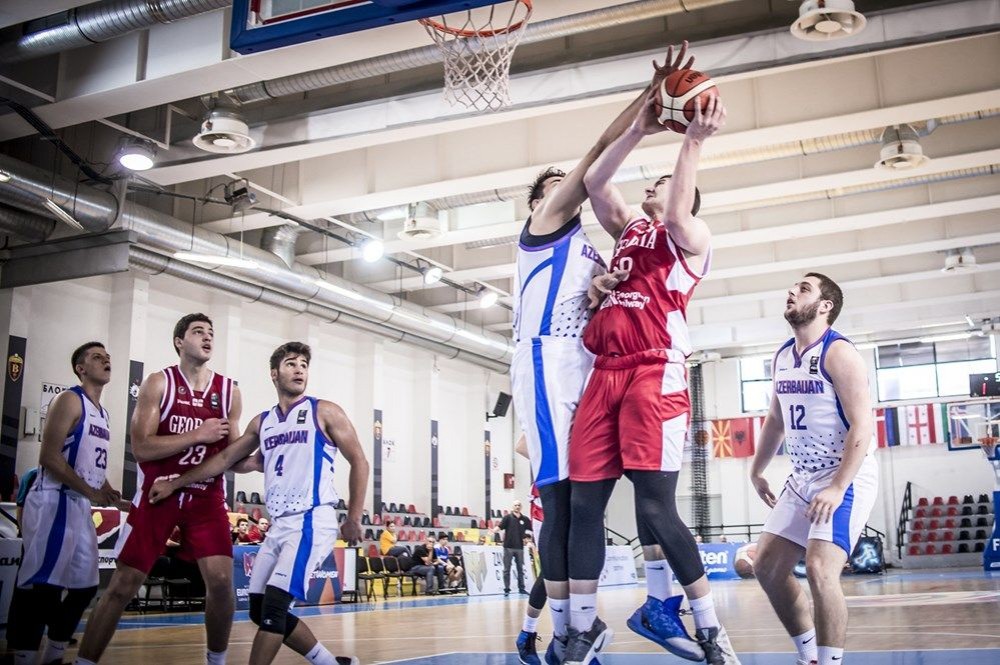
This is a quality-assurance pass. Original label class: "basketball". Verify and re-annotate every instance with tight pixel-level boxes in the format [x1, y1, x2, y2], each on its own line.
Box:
[655, 69, 720, 133]
[734, 542, 758, 579]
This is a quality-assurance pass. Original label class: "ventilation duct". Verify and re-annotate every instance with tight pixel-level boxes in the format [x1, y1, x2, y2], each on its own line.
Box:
[790, 0, 866, 41]
[0, 205, 56, 242]
[0, 154, 513, 367]
[261, 223, 302, 266]
[1, 0, 232, 63]
[0, 155, 117, 232]
[228, 0, 738, 104]
[876, 123, 929, 170]
[193, 108, 257, 154]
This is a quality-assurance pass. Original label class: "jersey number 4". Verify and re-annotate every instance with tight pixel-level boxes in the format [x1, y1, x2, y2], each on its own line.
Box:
[275, 454, 285, 477]
[179, 445, 207, 465]
[789, 404, 807, 431]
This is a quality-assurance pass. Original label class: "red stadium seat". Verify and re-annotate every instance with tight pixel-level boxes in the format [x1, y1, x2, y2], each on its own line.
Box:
[367, 544, 378, 558]
[456, 532, 465, 541]
[926, 532, 938, 542]
[373, 514, 382, 526]
[416, 530, 424, 541]
[251, 508, 262, 521]
[925, 544, 937, 555]
[928, 519, 939, 530]
[945, 519, 956, 529]
[914, 507, 927, 518]
[931, 507, 943, 517]
[941, 544, 954, 554]
[487, 519, 493, 529]
[912, 520, 924, 531]
[236, 502, 246, 513]
[917, 497, 929, 507]
[433, 517, 442, 527]
[908, 545, 921, 555]
[408, 504, 416, 513]
[479, 519, 486, 528]
[948, 496, 959, 505]
[394, 516, 402, 526]
[461, 507, 469, 516]
[946, 506, 958, 517]
[932, 496, 944, 506]
[910, 532, 922, 543]
[943, 531, 954, 542]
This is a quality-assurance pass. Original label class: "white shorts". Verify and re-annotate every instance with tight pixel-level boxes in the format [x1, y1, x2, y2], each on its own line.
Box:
[511, 337, 594, 488]
[763, 456, 879, 556]
[18, 489, 98, 589]
[249, 505, 339, 601]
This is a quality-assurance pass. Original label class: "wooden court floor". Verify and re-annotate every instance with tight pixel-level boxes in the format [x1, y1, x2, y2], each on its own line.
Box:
[9, 568, 1000, 664]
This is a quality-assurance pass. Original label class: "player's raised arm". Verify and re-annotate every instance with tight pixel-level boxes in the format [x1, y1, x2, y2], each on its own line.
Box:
[533, 43, 694, 235]
[662, 95, 725, 258]
[148, 415, 262, 504]
[319, 400, 369, 543]
[130, 372, 230, 462]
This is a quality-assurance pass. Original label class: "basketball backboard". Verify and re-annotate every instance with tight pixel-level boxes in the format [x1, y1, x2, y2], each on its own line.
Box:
[231, 0, 499, 54]
[947, 397, 1000, 451]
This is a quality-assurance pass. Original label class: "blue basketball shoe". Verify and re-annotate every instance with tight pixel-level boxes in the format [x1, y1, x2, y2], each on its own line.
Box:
[626, 595, 705, 661]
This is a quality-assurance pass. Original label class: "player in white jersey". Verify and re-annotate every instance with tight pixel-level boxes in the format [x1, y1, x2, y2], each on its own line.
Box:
[150, 342, 366, 665]
[749, 273, 879, 665]
[511, 42, 695, 665]
[10, 342, 123, 665]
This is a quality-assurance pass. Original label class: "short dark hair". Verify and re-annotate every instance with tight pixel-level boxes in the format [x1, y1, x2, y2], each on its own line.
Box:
[269, 342, 312, 370]
[172, 313, 213, 355]
[71, 342, 105, 379]
[237, 518, 248, 527]
[655, 175, 701, 216]
[805, 272, 844, 324]
[527, 167, 566, 209]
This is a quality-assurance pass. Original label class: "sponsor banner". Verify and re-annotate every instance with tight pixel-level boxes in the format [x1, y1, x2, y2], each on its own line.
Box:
[233, 545, 356, 610]
[674, 543, 744, 581]
[0, 538, 21, 625]
[598, 545, 638, 587]
[986, 491, 1000, 572]
[92, 506, 124, 570]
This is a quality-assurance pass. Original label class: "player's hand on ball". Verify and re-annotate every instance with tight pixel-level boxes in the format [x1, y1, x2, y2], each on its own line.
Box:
[685, 95, 726, 143]
[650, 40, 694, 88]
[750, 474, 776, 508]
[148, 479, 175, 505]
[91, 485, 120, 506]
[341, 518, 363, 544]
[195, 417, 229, 443]
[806, 485, 846, 524]
[588, 270, 629, 308]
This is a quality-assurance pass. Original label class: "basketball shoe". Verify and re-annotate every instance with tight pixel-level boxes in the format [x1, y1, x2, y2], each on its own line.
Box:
[562, 617, 613, 665]
[544, 635, 603, 665]
[695, 626, 740, 665]
[516, 630, 541, 665]
[626, 595, 704, 661]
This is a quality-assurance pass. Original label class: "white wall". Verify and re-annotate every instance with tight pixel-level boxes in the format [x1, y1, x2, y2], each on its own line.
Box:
[6, 273, 515, 517]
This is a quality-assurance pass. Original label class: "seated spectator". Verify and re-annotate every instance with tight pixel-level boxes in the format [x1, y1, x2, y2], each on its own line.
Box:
[406, 537, 446, 594]
[15, 467, 39, 536]
[233, 517, 259, 544]
[380, 521, 398, 555]
[478, 535, 488, 546]
[435, 536, 465, 589]
[248, 517, 269, 543]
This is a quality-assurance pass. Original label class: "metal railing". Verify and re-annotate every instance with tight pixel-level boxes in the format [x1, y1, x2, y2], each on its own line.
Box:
[896, 481, 914, 558]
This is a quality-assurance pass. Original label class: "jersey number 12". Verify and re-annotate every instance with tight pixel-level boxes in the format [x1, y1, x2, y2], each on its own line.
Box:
[789, 404, 807, 431]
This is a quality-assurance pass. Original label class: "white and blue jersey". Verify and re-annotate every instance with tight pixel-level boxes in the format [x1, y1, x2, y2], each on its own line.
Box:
[258, 396, 339, 518]
[19, 386, 110, 589]
[511, 215, 605, 488]
[763, 328, 879, 556]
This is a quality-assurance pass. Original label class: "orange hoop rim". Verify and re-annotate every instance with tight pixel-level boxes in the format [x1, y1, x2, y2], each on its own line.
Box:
[418, 0, 532, 38]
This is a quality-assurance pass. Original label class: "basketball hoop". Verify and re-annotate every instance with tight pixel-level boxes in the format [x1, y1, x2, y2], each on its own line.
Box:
[982, 437, 1000, 487]
[419, 0, 532, 112]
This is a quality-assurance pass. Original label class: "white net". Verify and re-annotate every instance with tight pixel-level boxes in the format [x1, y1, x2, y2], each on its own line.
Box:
[420, 1, 532, 113]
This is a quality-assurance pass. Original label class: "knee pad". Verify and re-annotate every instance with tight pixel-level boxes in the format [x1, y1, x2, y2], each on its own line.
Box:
[249, 593, 263, 626]
[259, 586, 293, 635]
[283, 612, 300, 638]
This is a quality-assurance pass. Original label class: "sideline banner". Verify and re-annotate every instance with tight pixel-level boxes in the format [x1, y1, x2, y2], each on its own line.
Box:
[599, 545, 639, 587]
[463, 545, 637, 596]
[233, 545, 356, 609]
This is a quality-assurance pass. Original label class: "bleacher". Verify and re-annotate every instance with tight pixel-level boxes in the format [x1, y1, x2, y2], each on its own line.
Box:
[901, 494, 994, 565]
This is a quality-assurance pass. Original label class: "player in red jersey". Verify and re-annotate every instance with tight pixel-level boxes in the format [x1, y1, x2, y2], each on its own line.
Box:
[561, 89, 737, 665]
[74, 313, 244, 665]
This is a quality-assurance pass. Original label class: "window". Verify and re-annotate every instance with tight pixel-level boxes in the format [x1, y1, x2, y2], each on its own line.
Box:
[740, 356, 772, 413]
[875, 335, 997, 401]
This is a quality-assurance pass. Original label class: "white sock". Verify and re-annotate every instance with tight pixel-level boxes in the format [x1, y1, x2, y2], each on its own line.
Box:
[569, 592, 598, 632]
[522, 615, 539, 633]
[206, 649, 227, 665]
[818, 646, 844, 664]
[43, 640, 68, 664]
[14, 652, 34, 664]
[305, 642, 337, 665]
[689, 592, 720, 631]
[644, 559, 673, 601]
[793, 629, 818, 662]
[73, 659, 98, 665]
[549, 598, 569, 637]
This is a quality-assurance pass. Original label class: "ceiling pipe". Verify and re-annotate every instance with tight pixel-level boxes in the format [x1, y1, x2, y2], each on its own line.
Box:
[0, 154, 513, 367]
[0, 154, 118, 232]
[342, 107, 1000, 225]
[128, 246, 510, 373]
[260, 223, 302, 267]
[0, 204, 56, 242]
[227, 0, 737, 104]
[0, 0, 232, 63]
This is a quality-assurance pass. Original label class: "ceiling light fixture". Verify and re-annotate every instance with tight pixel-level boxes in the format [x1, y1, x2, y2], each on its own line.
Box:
[875, 124, 929, 170]
[790, 0, 866, 41]
[478, 288, 499, 309]
[423, 266, 444, 285]
[193, 108, 257, 154]
[0, 169, 11, 183]
[44, 199, 85, 230]
[361, 238, 385, 263]
[117, 138, 156, 171]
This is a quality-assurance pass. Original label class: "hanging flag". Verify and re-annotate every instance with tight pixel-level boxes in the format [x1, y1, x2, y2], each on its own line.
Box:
[883, 407, 901, 447]
[875, 408, 889, 448]
[730, 417, 755, 458]
[711, 420, 733, 459]
[904, 404, 931, 445]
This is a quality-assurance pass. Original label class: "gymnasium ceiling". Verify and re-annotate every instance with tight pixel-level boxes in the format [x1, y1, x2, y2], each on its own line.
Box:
[1, 0, 999, 357]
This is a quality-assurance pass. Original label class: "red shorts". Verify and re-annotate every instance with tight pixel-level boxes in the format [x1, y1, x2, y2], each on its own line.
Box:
[569, 350, 690, 482]
[116, 491, 233, 574]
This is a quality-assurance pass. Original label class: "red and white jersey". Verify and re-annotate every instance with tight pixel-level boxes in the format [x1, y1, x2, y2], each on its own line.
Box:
[135, 365, 234, 501]
[529, 484, 544, 533]
[583, 216, 710, 361]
